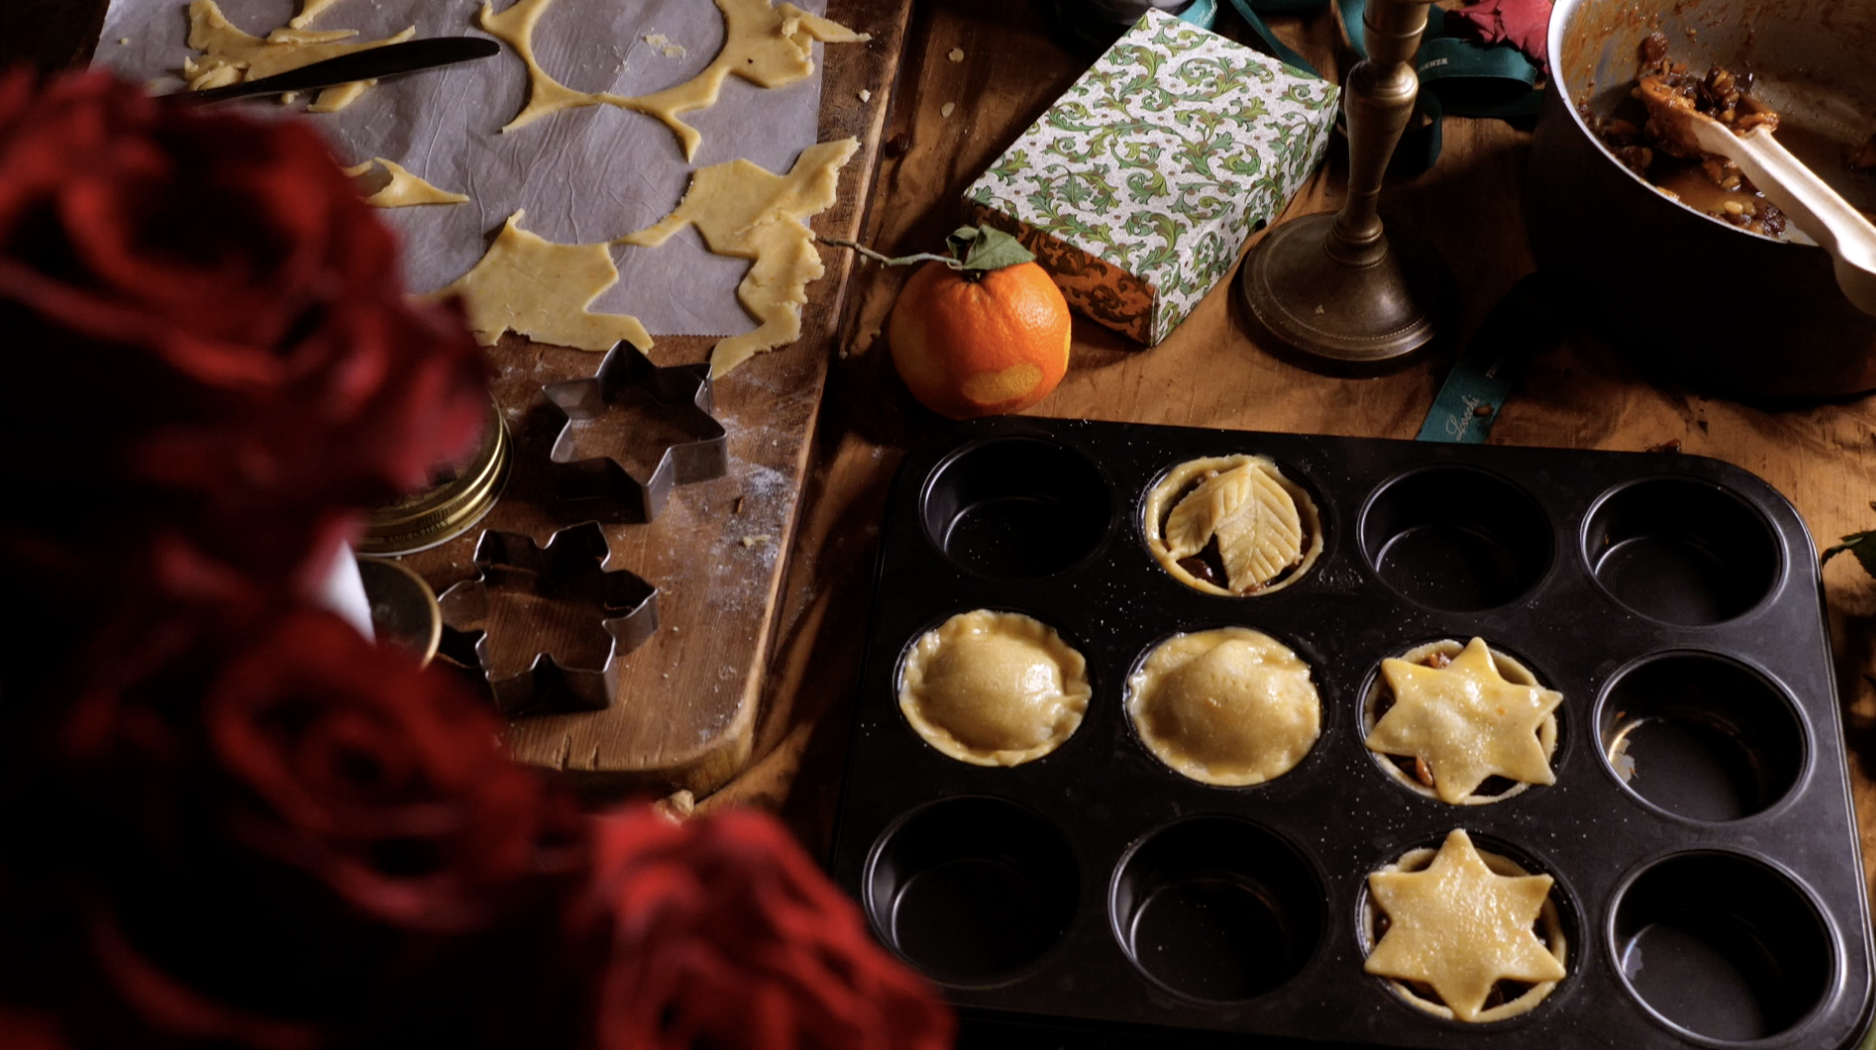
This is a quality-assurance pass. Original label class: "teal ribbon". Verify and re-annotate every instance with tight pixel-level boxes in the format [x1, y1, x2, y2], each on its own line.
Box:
[1176, 0, 1222, 29]
[1222, 0, 1543, 173]
[1416, 273, 1564, 443]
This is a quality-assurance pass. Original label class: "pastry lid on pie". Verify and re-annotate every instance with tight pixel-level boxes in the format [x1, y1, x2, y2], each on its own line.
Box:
[1144, 455, 1322, 597]
[1364, 638, 1562, 805]
[899, 609, 1091, 767]
[1127, 627, 1320, 786]
[1364, 829, 1569, 1023]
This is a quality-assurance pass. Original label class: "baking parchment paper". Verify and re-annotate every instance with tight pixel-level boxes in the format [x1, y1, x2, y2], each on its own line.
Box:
[94, 0, 836, 337]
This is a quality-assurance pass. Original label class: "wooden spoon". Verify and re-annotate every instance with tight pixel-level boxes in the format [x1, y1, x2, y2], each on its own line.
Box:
[1639, 76, 1876, 317]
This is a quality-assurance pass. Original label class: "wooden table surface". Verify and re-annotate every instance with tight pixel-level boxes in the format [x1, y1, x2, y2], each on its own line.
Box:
[9, 0, 1876, 896]
[5, 0, 915, 804]
[693, 0, 1876, 909]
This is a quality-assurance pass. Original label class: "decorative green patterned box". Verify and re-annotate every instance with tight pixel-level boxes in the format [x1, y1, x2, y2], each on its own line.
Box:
[962, 10, 1339, 345]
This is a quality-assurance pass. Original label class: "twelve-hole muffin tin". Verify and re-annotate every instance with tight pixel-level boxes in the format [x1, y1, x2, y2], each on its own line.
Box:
[828, 416, 1874, 1049]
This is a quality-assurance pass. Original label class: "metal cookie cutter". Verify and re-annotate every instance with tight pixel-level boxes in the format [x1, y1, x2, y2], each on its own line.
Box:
[543, 344, 728, 522]
[435, 522, 658, 718]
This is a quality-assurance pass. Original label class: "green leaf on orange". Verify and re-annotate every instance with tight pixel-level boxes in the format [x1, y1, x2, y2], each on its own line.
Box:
[946, 225, 1035, 271]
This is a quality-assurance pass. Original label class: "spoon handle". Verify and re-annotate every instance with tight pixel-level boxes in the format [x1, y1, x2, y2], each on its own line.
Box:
[1695, 120, 1876, 315]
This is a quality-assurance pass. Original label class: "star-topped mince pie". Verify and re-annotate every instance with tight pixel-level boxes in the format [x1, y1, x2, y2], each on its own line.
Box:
[1364, 638, 1562, 804]
[1144, 456, 1323, 597]
[1364, 830, 1569, 1022]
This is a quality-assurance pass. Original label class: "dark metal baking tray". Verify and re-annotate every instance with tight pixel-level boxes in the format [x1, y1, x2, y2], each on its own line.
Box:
[829, 415, 1873, 1050]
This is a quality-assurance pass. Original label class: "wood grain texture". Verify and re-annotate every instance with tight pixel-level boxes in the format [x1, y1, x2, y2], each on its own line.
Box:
[404, 0, 915, 800]
[7, 0, 914, 802]
[712, 0, 1876, 910]
[12, 3, 1876, 897]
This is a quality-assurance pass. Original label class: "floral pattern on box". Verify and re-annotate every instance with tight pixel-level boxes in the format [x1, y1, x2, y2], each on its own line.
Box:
[963, 10, 1339, 344]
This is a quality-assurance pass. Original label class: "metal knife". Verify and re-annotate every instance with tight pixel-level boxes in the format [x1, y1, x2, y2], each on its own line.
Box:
[178, 36, 501, 105]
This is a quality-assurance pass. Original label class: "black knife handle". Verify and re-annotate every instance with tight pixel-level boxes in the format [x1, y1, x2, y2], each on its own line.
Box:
[180, 36, 501, 105]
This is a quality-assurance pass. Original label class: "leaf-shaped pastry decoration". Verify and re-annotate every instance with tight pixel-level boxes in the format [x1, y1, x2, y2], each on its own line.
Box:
[1162, 469, 1226, 560]
[1216, 465, 1303, 592]
[1163, 463, 1303, 594]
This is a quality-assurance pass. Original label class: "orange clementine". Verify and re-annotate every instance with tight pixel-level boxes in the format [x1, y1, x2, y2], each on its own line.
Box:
[887, 259, 1072, 420]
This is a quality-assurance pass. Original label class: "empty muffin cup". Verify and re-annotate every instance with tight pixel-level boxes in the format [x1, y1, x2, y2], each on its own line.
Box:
[920, 438, 1111, 579]
[1599, 653, 1805, 822]
[866, 796, 1080, 985]
[1360, 467, 1552, 611]
[1583, 478, 1780, 625]
[1111, 816, 1323, 1002]
[1612, 852, 1834, 1042]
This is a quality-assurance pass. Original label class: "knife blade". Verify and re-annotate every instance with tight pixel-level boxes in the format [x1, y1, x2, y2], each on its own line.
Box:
[178, 36, 501, 105]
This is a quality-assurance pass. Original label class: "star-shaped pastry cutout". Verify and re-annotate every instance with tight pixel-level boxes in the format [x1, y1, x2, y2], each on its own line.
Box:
[430, 211, 653, 354]
[1365, 830, 1567, 1021]
[620, 139, 859, 377]
[1365, 637, 1561, 803]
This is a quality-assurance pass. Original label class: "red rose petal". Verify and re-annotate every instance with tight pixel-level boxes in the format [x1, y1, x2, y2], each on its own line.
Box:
[587, 807, 954, 1050]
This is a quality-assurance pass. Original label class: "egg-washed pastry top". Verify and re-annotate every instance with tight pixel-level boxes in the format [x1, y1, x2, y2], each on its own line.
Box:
[1365, 829, 1569, 1023]
[1127, 627, 1320, 786]
[1144, 455, 1323, 597]
[899, 610, 1091, 767]
[1365, 638, 1562, 804]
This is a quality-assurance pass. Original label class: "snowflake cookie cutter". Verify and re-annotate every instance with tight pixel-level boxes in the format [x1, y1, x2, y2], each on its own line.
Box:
[542, 343, 728, 522]
[435, 522, 658, 718]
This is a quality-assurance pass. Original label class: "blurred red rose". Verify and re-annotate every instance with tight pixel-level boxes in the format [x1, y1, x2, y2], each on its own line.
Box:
[0, 1006, 71, 1050]
[198, 609, 582, 932]
[41, 608, 594, 1044]
[586, 806, 954, 1050]
[0, 67, 489, 604]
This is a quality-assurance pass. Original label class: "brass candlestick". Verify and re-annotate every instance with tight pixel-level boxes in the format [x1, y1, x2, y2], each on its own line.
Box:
[1237, 0, 1454, 368]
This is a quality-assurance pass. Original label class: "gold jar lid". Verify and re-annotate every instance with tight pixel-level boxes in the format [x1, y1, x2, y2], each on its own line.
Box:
[355, 555, 442, 666]
[358, 400, 510, 556]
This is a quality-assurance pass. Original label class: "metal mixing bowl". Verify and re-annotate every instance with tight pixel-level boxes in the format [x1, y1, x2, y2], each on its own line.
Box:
[1526, 0, 1876, 398]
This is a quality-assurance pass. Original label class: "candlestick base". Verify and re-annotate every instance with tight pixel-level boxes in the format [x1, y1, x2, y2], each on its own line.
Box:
[1236, 212, 1454, 372]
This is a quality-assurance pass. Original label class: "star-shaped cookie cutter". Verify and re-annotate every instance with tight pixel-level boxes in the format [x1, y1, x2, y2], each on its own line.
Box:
[543, 344, 728, 522]
[435, 522, 658, 717]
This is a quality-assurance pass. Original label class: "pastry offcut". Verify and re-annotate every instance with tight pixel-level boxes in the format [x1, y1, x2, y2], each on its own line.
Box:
[1364, 638, 1561, 805]
[621, 139, 859, 377]
[428, 211, 652, 353]
[1144, 456, 1322, 597]
[341, 158, 469, 208]
[1365, 829, 1568, 1022]
[1127, 628, 1319, 786]
[898, 610, 1090, 767]
[481, 0, 868, 154]
[183, 0, 412, 112]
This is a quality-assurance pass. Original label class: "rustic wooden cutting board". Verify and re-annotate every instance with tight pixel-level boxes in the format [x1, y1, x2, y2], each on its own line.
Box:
[14, 0, 915, 802]
[401, 0, 916, 801]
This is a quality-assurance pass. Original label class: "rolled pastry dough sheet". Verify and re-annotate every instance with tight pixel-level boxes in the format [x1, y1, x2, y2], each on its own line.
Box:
[94, 0, 837, 337]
